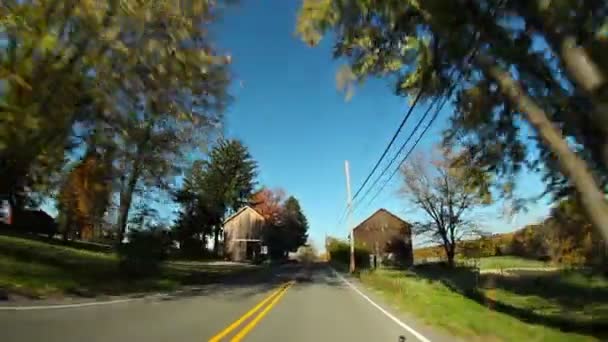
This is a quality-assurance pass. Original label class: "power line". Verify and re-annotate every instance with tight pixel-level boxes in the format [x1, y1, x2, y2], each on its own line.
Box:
[363, 93, 453, 209]
[350, 87, 426, 203]
[341, 0, 503, 215]
[335, 87, 425, 228]
[349, 95, 444, 214]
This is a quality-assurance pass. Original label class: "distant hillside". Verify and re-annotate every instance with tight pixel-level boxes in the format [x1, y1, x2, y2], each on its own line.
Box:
[413, 224, 544, 262]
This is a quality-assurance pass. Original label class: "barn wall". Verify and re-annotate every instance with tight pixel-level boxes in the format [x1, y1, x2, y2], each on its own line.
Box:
[353, 210, 413, 266]
[224, 208, 265, 262]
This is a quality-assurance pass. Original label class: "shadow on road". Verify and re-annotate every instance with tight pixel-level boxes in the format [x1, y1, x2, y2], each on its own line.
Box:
[156, 262, 344, 302]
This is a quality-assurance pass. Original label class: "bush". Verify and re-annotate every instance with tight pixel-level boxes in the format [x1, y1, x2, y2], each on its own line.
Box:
[327, 239, 370, 268]
[11, 210, 57, 238]
[175, 237, 207, 259]
[118, 229, 171, 278]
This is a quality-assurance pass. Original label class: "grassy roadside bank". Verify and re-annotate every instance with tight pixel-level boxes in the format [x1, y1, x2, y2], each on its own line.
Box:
[341, 263, 606, 341]
[462, 256, 551, 270]
[0, 234, 260, 299]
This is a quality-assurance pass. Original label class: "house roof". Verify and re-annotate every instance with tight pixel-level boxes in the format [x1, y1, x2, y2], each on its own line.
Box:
[223, 205, 265, 225]
[352, 208, 410, 232]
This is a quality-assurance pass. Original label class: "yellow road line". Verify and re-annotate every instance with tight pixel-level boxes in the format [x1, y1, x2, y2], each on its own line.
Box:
[208, 281, 292, 342]
[231, 281, 295, 342]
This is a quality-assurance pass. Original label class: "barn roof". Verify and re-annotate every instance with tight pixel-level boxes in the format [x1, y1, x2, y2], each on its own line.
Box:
[352, 208, 410, 232]
[223, 205, 265, 225]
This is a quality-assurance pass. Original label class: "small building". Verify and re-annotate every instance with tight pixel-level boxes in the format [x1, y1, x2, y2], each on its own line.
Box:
[352, 208, 413, 267]
[223, 206, 265, 262]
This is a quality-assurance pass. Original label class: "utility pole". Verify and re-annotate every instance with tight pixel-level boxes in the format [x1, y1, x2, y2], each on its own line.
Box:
[344, 160, 355, 273]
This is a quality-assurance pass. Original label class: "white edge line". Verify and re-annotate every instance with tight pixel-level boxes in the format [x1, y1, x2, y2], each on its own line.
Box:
[331, 267, 432, 342]
[0, 298, 138, 311]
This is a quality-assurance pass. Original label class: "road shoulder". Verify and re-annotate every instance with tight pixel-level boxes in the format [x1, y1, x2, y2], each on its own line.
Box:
[331, 267, 463, 342]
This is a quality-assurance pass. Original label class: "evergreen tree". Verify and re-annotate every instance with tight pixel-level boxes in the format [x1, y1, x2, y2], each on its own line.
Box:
[174, 139, 257, 256]
[282, 196, 309, 252]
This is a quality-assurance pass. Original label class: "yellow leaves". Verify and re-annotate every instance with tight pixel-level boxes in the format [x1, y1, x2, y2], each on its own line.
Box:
[111, 39, 129, 55]
[296, 0, 339, 46]
[537, 0, 552, 12]
[336, 64, 357, 102]
[399, 69, 422, 91]
[0, 68, 32, 91]
[400, 36, 420, 55]
[39, 33, 57, 53]
[100, 25, 121, 42]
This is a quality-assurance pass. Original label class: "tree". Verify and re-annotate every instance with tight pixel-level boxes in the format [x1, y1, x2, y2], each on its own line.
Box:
[173, 160, 221, 256]
[296, 0, 608, 239]
[251, 190, 309, 258]
[57, 146, 113, 241]
[174, 139, 257, 256]
[1, 1, 231, 233]
[251, 187, 286, 222]
[251, 187, 287, 259]
[204, 139, 258, 254]
[282, 196, 309, 252]
[399, 151, 491, 267]
[546, 197, 606, 268]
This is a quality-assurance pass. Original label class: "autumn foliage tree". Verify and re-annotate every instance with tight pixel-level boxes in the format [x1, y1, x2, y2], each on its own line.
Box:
[58, 147, 113, 241]
[251, 187, 285, 223]
[251, 187, 286, 259]
[1, 1, 231, 240]
[545, 197, 606, 268]
[251, 189, 309, 259]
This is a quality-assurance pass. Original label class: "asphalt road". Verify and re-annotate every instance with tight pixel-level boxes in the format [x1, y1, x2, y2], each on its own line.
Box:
[0, 264, 450, 342]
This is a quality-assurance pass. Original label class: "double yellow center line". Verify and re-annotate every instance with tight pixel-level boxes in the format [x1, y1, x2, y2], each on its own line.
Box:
[209, 281, 295, 342]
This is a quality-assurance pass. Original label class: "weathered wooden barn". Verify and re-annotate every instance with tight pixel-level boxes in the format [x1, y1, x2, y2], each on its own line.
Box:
[352, 208, 413, 267]
[223, 206, 265, 262]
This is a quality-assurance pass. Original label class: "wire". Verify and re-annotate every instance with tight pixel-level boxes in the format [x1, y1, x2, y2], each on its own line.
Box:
[341, 0, 504, 216]
[350, 87, 426, 203]
[349, 95, 444, 214]
[335, 87, 426, 227]
[363, 92, 453, 209]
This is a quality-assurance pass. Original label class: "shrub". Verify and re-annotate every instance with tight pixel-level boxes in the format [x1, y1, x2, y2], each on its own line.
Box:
[176, 237, 207, 259]
[327, 239, 370, 268]
[12, 210, 57, 238]
[118, 228, 171, 277]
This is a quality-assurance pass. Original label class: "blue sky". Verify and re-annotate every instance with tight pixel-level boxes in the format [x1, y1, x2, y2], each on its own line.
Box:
[210, 0, 552, 250]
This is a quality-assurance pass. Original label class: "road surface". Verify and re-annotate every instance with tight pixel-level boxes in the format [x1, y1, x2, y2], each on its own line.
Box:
[0, 264, 451, 342]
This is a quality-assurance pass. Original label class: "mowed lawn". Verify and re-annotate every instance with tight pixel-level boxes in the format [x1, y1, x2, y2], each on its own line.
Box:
[359, 265, 608, 341]
[0, 234, 257, 299]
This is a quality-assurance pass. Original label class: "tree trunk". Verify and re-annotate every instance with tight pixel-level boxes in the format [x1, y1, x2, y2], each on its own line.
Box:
[519, 7, 608, 169]
[116, 162, 141, 244]
[445, 244, 455, 268]
[559, 37, 606, 101]
[476, 54, 608, 241]
[558, 37, 608, 170]
[211, 225, 218, 256]
[116, 123, 151, 244]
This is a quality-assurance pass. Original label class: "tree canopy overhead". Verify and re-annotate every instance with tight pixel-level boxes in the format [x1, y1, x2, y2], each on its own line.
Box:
[297, 0, 608, 238]
[1, 0, 231, 211]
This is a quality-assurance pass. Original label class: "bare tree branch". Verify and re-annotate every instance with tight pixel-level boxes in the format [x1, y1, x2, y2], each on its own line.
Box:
[400, 149, 491, 266]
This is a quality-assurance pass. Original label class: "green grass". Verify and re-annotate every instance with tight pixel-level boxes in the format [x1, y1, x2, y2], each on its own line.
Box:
[0, 234, 257, 299]
[465, 256, 551, 270]
[479, 270, 608, 328]
[358, 266, 606, 341]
